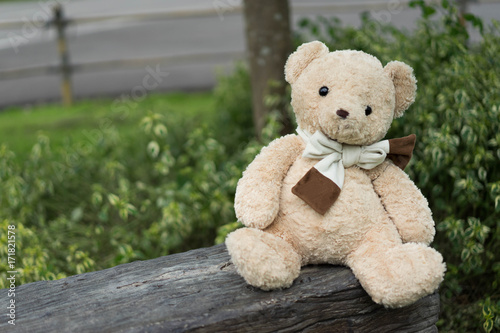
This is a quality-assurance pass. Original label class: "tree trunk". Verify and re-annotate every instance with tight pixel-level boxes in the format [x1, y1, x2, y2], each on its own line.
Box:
[457, 0, 469, 27]
[243, 0, 294, 139]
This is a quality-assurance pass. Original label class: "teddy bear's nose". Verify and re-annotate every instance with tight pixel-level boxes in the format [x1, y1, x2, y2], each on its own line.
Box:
[336, 109, 350, 119]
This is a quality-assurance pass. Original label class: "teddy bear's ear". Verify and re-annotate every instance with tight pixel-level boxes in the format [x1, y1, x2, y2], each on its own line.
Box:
[384, 61, 417, 118]
[285, 41, 329, 84]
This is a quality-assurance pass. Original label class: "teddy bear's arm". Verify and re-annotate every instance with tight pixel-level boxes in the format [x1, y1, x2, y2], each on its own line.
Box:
[370, 162, 435, 245]
[234, 134, 304, 229]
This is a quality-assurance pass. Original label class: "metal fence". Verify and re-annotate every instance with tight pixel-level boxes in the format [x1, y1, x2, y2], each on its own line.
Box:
[0, 4, 245, 106]
[0, 0, 496, 106]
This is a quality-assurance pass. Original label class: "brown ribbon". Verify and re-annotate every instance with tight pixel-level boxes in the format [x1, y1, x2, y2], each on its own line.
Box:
[292, 134, 416, 215]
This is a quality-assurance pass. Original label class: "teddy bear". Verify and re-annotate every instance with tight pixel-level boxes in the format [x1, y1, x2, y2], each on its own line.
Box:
[226, 41, 446, 308]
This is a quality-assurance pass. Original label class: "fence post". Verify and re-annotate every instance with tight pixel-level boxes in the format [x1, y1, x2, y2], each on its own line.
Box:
[53, 4, 73, 107]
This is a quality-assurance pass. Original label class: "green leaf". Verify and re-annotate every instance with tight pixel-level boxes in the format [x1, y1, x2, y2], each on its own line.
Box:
[408, 0, 424, 8]
[91, 192, 103, 207]
[461, 125, 475, 145]
[477, 226, 490, 244]
[107, 193, 120, 206]
[483, 305, 492, 318]
[147, 141, 160, 159]
[140, 116, 153, 134]
[153, 124, 168, 138]
[298, 18, 309, 28]
[471, 243, 484, 255]
[70, 207, 83, 222]
[126, 204, 138, 216]
[478, 167, 487, 181]
[467, 217, 481, 228]
[461, 248, 470, 261]
[119, 208, 128, 221]
[98, 207, 108, 222]
[463, 13, 484, 33]
[464, 227, 475, 239]
[423, 6, 436, 17]
[483, 319, 493, 333]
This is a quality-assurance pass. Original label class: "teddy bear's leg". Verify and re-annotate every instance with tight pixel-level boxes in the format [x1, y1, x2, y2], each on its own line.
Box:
[226, 228, 301, 290]
[346, 227, 445, 308]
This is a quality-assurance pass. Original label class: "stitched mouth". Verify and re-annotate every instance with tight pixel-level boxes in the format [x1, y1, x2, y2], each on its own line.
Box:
[338, 124, 359, 134]
[319, 124, 337, 141]
[337, 122, 363, 143]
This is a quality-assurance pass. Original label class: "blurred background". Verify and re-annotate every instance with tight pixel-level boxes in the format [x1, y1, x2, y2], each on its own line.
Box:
[0, 0, 499, 331]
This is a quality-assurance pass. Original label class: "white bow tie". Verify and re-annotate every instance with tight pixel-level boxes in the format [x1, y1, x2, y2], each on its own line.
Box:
[292, 128, 416, 215]
[296, 128, 390, 191]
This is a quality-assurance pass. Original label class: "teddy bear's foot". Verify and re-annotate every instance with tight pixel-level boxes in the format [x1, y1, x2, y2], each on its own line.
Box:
[348, 241, 445, 308]
[226, 228, 301, 290]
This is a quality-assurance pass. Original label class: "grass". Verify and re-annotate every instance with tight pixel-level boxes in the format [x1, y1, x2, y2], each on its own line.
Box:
[0, 92, 217, 160]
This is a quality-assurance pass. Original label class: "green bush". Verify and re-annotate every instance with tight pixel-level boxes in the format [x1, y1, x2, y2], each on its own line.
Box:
[0, 90, 282, 288]
[213, 62, 255, 152]
[297, 1, 499, 331]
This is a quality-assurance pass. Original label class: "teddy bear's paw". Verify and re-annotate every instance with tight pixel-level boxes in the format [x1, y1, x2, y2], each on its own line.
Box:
[226, 228, 301, 290]
[234, 204, 278, 229]
[379, 244, 445, 308]
[349, 243, 446, 308]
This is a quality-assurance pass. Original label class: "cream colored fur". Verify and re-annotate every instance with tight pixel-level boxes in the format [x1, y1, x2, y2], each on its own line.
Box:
[226, 41, 446, 308]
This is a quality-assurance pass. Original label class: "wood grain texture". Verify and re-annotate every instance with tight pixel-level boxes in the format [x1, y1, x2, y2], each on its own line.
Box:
[0, 244, 440, 332]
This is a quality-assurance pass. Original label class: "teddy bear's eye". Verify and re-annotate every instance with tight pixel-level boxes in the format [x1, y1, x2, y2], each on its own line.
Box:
[319, 86, 329, 97]
[365, 106, 372, 116]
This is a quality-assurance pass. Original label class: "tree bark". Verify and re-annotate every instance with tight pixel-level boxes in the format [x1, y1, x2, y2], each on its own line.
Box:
[0, 244, 440, 332]
[457, 0, 467, 26]
[243, 0, 294, 139]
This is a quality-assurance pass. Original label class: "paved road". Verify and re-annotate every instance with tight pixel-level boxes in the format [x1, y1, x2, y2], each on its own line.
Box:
[0, 0, 498, 109]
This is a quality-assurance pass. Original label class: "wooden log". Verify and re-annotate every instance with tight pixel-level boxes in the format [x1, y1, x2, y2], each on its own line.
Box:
[0, 244, 440, 332]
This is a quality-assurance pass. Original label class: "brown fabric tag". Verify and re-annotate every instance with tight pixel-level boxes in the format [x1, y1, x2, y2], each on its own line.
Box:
[292, 167, 341, 215]
[387, 134, 416, 170]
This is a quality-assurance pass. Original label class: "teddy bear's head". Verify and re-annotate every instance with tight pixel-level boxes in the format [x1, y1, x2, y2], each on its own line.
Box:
[285, 41, 417, 145]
